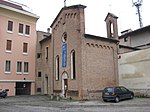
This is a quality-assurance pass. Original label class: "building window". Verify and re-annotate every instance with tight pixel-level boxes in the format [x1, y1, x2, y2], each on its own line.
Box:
[5, 60, 11, 73]
[7, 21, 13, 32]
[37, 88, 41, 92]
[25, 25, 30, 35]
[71, 50, 76, 79]
[6, 40, 12, 51]
[45, 47, 48, 59]
[109, 21, 114, 37]
[124, 37, 128, 42]
[55, 56, 59, 80]
[17, 61, 22, 74]
[37, 53, 42, 59]
[19, 23, 24, 34]
[24, 62, 29, 74]
[23, 43, 28, 54]
[62, 32, 67, 43]
[38, 72, 41, 77]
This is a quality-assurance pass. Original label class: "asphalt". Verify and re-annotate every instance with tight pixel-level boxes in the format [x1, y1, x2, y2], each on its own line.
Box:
[0, 95, 150, 112]
[0, 95, 150, 107]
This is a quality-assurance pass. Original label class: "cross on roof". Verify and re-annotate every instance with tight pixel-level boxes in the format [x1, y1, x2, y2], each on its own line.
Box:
[64, 0, 66, 7]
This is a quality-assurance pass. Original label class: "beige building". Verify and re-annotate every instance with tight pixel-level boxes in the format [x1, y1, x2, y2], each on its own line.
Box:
[119, 25, 150, 49]
[119, 48, 150, 97]
[36, 5, 119, 100]
[118, 25, 150, 97]
[36, 31, 51, 95]
[0, 0, 39, 96]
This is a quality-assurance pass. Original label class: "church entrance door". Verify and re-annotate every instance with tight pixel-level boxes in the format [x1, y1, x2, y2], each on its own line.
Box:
[62, 72, 68, 97]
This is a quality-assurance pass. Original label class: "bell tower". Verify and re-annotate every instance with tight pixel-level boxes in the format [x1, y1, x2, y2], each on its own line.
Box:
[105, 13, 118, 40]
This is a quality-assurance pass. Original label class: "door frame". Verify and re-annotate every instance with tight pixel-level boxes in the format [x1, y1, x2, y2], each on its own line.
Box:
[61, 71, 68, 97]
[44, 74, 48, 94]
[15, 82, 31, 95]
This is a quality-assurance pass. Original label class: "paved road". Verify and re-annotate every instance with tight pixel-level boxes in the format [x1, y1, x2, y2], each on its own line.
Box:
[0, 95, 150, 112]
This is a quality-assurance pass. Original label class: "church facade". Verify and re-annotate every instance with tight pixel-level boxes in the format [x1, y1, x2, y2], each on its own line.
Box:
[36, 5, 119, 100]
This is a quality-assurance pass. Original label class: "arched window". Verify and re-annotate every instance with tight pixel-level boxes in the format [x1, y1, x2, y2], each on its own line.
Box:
[62, 32, 67, 43]
[109, 21, 114, 37]
[55, 55, 59, 80]
[74, 13, 77, 18]
[71, 50, 76, 79]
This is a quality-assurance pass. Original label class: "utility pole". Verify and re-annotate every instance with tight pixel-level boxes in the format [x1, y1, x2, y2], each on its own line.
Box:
[132, 0, 143, 28]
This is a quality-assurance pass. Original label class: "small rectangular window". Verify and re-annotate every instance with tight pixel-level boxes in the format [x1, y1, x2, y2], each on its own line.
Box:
[124, 37, 128, 42]
[17, 61, 22, 74]
[5, 60, 11, 73]
[71, 51, 76, 79]
[7, 21, 13, 32]
[24, 62, 29, 74]
[25, 25, 30, 35]
[37, 53, 42, 59]
[37, 88, 41, 92]
[38, 72, 41, 77]
[19, 23, 24, 34]
[6, 40, 12, 51]
[23, 43, 28, 53]
[55, 56, 59, 80]
[45, 47, 48, 59]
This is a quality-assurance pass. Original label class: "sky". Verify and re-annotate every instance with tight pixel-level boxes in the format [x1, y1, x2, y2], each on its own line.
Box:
[7, 0, 150, 37]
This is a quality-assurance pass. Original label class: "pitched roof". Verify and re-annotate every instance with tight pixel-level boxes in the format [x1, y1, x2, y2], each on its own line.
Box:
[0, 0, 39, 18]
[119, 25, 150, 39]
[119, 44, 140, 50]
[50, 4, 86, 28]
[0, 0, 23, 10]
[104, 12, 118, 21]
[39, 34, 51, 43]
[84, 34, 119, 44]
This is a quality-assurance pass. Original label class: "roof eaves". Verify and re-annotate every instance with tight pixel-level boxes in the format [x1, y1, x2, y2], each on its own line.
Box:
[104, 12, 118, 21]
[119, 25, 150, 39]
[84, 34, 119, 44]
[0, 0, 23, 10]
[39, 34, 51, 43]
[0, 2, 39, 19]
[119, 44, 140, 50]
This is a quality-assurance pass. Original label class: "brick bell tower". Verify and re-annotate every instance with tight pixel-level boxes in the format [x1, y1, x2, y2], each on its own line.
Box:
[105, 13, 118, 40]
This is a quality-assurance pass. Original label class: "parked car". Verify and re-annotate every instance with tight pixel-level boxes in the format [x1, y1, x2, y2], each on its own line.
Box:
[0, 89, 8, 98]
[102, 86, 134, 103]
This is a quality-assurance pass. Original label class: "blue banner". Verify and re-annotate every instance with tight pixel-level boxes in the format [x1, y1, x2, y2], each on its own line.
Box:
[62, 43, 67, 67]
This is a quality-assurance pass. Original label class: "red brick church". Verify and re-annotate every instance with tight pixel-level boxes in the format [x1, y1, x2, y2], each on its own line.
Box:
[36, 5, 119, 100]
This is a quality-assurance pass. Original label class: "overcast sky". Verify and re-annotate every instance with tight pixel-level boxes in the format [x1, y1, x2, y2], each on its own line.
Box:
[8, 0, 150, 37]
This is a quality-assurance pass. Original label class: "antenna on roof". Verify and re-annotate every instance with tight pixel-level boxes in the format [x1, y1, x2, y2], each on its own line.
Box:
[132, 0, 143, 28]
[64, 0, 66, 7]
